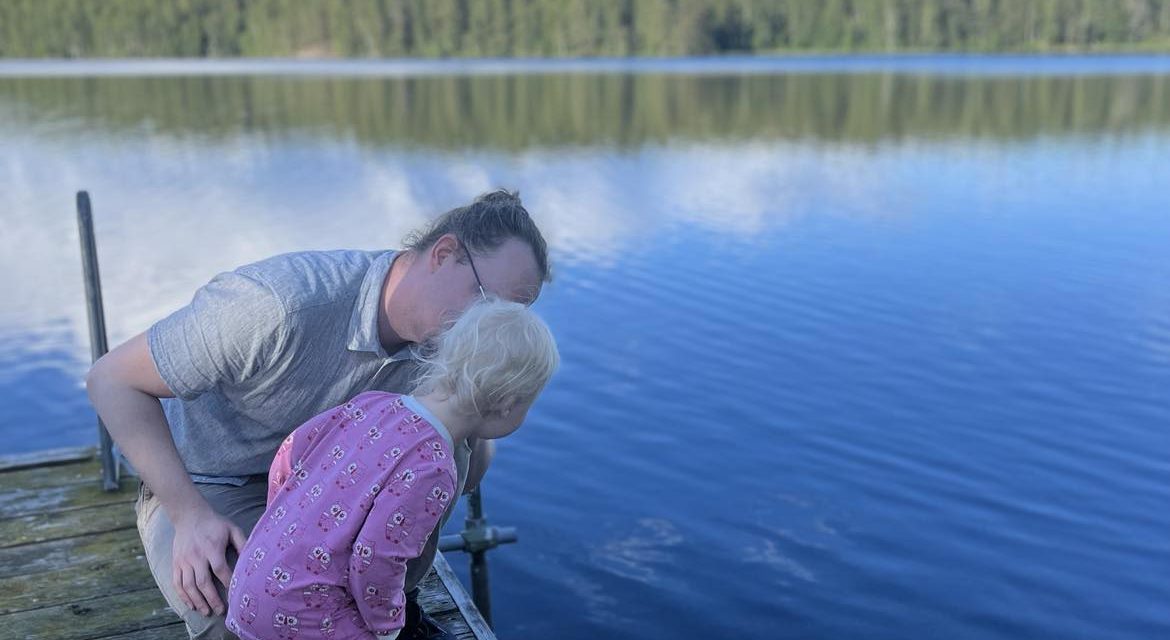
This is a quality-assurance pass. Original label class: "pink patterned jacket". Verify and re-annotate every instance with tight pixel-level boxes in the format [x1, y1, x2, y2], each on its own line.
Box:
[227, 391, 458, 640]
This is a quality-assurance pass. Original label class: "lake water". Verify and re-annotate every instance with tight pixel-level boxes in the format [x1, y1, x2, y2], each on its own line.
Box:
[1, 56, 1169, 639]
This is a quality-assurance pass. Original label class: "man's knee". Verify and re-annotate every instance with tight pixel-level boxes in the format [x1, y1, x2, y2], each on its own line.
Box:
[181, 609, 232, 640]
[136, 479, 267, 640]
[138, 502, 230, 639]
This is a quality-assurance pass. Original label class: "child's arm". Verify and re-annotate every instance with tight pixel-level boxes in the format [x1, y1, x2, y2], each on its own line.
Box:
[349, 459, 458, 637]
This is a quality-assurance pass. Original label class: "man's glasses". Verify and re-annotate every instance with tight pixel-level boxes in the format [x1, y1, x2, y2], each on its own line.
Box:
[462, 241, 488, 301]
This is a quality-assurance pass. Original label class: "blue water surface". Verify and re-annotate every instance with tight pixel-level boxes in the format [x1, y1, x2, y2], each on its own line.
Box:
[1, 57, 1168, 639]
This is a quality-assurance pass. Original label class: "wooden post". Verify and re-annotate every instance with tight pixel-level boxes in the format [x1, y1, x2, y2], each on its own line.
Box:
[76, 191, 120, 492]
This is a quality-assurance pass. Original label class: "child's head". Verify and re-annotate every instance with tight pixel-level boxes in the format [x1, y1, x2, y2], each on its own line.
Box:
[413, 297, 559, 438]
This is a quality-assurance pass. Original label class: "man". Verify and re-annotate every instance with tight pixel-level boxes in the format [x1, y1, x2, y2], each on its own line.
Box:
[86, 190, 550, 639]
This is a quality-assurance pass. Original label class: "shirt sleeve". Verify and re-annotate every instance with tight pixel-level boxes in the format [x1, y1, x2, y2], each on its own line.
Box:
[147, 270, 287, 400]
[349, 457, 457, 635]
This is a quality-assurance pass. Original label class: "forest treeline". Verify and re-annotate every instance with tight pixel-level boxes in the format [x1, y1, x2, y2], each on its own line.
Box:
[2, 0, 1170, 58]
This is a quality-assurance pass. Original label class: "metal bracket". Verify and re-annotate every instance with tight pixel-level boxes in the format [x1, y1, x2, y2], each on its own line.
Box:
[438, 522, 518, 553]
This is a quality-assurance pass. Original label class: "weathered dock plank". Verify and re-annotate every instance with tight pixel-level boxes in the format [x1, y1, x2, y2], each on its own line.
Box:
[434, 552, 496, 640]
[431, 608, 482, 640]
[0, 474, 136, 519]
[0, 446, 95, 472]
[3, 587, 177, 640]
[0, 455, 103, 490]
[0, 555, 155, 615]
[0, 498, 137, 547]
[416, 572, 462, 614]
[0, 527, 144, 580]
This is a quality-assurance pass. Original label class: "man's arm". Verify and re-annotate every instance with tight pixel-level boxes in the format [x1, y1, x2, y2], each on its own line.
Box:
[90, 268, 286, 616]
[464, 437, 495, 496]
[87, 331, 247, 617]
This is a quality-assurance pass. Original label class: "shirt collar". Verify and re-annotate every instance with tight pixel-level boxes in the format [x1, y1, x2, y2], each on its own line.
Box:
[347, 250, 410, 359]
[401, 394, 456, 451]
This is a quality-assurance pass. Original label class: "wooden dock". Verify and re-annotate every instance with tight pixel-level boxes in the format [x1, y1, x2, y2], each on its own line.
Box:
[0, 448, 495, 640]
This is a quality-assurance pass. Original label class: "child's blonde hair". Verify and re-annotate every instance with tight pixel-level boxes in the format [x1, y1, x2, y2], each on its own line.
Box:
[413, 297, 559, 418]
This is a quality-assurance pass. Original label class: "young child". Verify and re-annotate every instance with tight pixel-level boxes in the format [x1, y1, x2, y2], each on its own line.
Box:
[226, 298, 558, 640]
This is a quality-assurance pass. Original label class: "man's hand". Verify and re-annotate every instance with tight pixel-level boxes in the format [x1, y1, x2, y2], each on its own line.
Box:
[171, 506, 248, 617]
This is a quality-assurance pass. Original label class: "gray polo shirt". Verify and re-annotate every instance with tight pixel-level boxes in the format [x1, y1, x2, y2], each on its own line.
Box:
[147, 249, 470, 489]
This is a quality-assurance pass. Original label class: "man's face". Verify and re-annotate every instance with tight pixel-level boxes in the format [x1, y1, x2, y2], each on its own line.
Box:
[418, 234, 542, 340]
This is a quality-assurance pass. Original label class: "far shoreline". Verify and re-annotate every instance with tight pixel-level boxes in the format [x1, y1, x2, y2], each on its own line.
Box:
[3, 52, 1170, 79]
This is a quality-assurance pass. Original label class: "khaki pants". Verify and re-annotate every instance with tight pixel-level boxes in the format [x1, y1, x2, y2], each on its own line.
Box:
[136, 479, 441, 639]
[135, 479, 267, 640]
